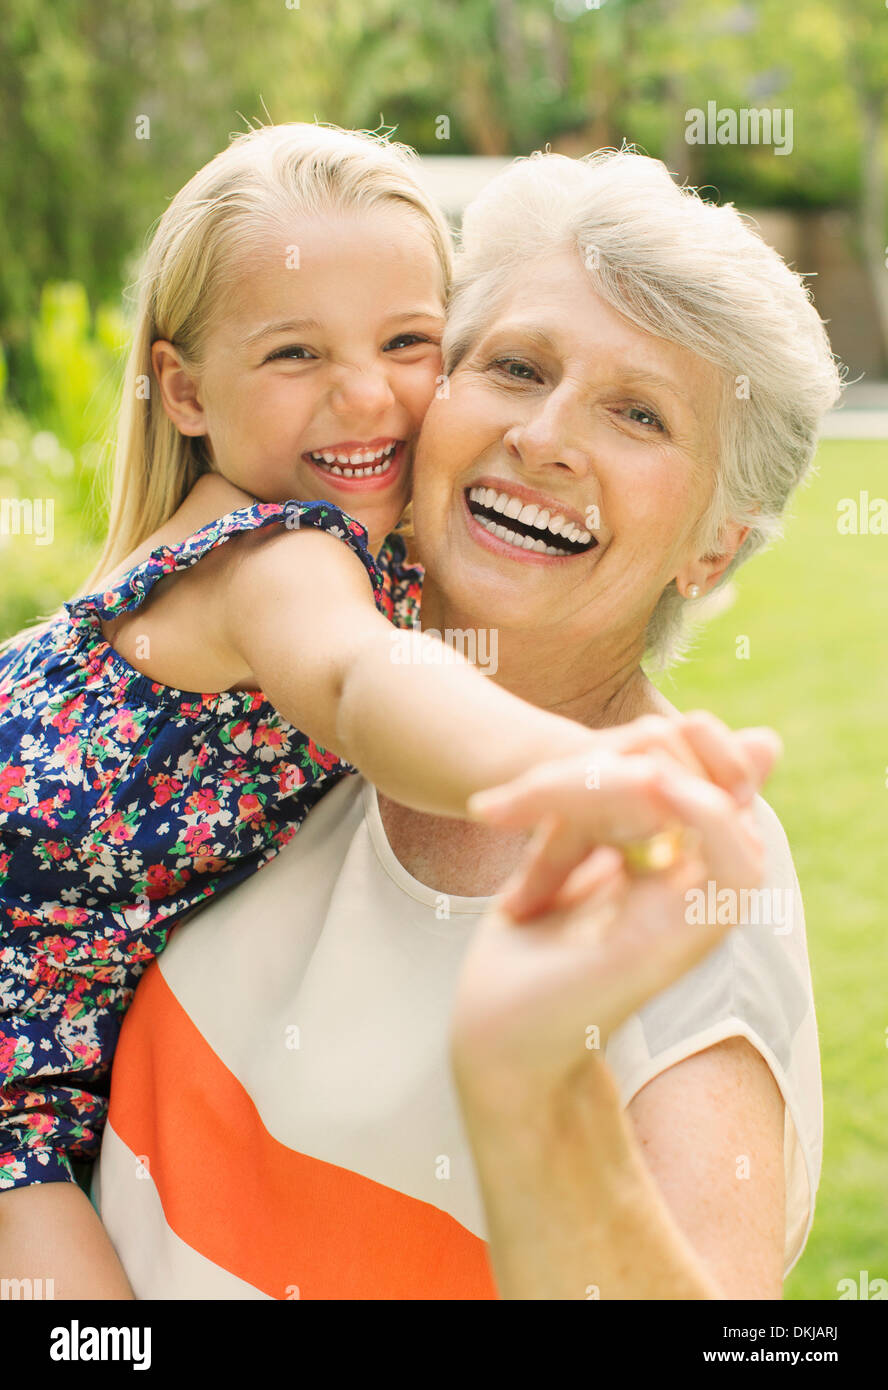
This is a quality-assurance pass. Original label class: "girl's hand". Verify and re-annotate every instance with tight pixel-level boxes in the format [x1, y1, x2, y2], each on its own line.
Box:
[450, 768, 765, 1115]
[467, 713, 781, 921]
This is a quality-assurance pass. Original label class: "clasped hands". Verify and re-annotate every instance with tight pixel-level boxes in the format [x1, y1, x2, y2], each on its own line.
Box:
[452, 710, 782, 1105]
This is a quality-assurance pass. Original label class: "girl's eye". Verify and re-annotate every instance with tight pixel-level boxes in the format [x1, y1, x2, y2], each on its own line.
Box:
[625, 405, 664, 431]
[491, 357, 543, 382]
[384, 333, 434, 351]
[265, 345, 316, 362]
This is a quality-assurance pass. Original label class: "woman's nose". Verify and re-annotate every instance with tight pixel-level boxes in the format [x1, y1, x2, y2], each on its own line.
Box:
[503, 394, 592, 477]
[329, 364, 396, 416]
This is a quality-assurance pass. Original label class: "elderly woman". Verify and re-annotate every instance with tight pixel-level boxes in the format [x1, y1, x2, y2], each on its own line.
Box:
[89, 150, 838, 1299]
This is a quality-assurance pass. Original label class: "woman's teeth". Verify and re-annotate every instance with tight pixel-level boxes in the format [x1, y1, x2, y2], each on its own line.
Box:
[466, 486, 597, 556]
[308, 441, 398, 478]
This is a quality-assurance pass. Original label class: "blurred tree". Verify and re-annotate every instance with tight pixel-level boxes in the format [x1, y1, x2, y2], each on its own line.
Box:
[841, 0, 888, 370]
[0, 0, 284, 399]
[0, 0, 885, 388]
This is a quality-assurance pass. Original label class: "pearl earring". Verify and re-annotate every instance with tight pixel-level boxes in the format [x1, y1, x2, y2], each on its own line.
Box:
[687, 584, 701, 599]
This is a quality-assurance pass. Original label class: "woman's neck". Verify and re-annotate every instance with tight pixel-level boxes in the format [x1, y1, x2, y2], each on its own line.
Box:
[377, 580, 676, 898]
[416, 583, 669, 733]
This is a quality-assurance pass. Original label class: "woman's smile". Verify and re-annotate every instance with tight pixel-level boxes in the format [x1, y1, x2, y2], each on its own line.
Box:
[462, 475, 602, 563]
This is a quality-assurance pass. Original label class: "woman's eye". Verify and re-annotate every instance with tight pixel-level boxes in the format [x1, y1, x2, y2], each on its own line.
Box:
[491, 358, 542, 382]
[384, 333, 433, 351]
[625, 405, 664, 431]
[266, 345, 316, 362]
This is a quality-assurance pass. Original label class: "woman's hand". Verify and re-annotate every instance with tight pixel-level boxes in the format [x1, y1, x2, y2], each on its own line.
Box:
[468, 711, 781, 921]
[450, 765, 766, 1117]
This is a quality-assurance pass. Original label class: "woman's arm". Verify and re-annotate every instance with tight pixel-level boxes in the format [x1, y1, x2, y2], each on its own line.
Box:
[450, 762, 785, 1298]
[624, 1036, 785, 1298]
[459, 1035, 784, 1300]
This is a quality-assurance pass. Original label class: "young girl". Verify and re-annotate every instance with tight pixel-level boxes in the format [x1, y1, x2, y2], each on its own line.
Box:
[0, 123, 762, 1289]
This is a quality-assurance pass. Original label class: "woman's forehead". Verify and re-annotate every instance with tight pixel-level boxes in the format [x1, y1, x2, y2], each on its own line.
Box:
[479, 257, 717, 394]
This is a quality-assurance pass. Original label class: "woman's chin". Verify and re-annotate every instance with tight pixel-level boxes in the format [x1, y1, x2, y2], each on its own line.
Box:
[426, 552, 566, 633]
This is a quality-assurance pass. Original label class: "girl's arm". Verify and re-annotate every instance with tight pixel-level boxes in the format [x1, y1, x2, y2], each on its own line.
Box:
[223, 527, 759, 827]
[0, 1181, 135, 1299]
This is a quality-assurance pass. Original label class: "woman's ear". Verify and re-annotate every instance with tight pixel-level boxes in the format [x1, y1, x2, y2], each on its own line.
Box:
[676, 520, 752, 598]
[151, 340, 207, 437]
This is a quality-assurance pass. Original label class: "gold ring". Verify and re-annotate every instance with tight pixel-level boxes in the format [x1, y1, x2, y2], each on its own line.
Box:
[622, 828, 686, 876]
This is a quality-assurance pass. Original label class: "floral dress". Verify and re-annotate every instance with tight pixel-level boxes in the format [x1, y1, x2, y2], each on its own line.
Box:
[0, 498, 423, 1191]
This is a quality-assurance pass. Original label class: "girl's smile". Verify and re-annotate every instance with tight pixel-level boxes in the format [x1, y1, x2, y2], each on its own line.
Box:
[152, 205, 446, 551]
[304, 436, 407, 492]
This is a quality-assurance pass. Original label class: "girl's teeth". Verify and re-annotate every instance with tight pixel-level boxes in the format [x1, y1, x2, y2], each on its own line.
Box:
[310, 442, 398, 477]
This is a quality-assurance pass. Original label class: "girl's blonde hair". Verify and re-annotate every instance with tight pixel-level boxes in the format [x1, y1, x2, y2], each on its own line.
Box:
[2, 122, 452, 654]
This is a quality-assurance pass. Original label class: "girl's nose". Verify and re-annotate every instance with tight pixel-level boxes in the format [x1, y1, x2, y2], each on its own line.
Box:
[329, 364, 396, 417]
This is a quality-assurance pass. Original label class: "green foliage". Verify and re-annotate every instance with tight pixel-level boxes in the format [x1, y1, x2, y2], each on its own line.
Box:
[0, 0, 284, 371]
[0, 280, 124, 637]
[0, 400, 103, 637]
[0, 0, 885, 379]
[30, 282, 127, 460]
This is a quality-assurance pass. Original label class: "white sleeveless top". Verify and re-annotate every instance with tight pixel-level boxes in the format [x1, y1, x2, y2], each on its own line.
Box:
[93, 776, 822, 1299]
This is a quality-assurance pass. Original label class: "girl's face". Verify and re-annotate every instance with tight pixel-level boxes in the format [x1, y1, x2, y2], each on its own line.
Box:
[155, 205, 446, 550]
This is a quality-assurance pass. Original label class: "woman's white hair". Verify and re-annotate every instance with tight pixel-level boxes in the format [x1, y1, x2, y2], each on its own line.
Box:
[442, 147, 844, 668]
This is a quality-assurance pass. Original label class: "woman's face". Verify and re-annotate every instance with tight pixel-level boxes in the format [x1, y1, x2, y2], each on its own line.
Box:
[412, 247, 728, 652]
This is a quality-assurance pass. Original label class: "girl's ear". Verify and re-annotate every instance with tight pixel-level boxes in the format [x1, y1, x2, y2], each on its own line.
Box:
[151, 340, 208, 437]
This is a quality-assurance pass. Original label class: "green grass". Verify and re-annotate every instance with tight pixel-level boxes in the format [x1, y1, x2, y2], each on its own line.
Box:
[654, 439, 887, 1299]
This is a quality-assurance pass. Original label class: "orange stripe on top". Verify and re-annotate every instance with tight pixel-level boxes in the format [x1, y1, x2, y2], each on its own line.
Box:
[108, 961, 498, 1300]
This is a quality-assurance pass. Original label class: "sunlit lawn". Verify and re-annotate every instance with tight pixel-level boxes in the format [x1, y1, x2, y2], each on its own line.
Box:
[655, 438, 887, 1299]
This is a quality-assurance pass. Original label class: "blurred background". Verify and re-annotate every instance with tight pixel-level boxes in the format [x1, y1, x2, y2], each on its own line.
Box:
[1, 0, 885, 1299]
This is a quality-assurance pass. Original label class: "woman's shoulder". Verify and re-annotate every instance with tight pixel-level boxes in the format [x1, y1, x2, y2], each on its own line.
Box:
[750, 792, 798, 882]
